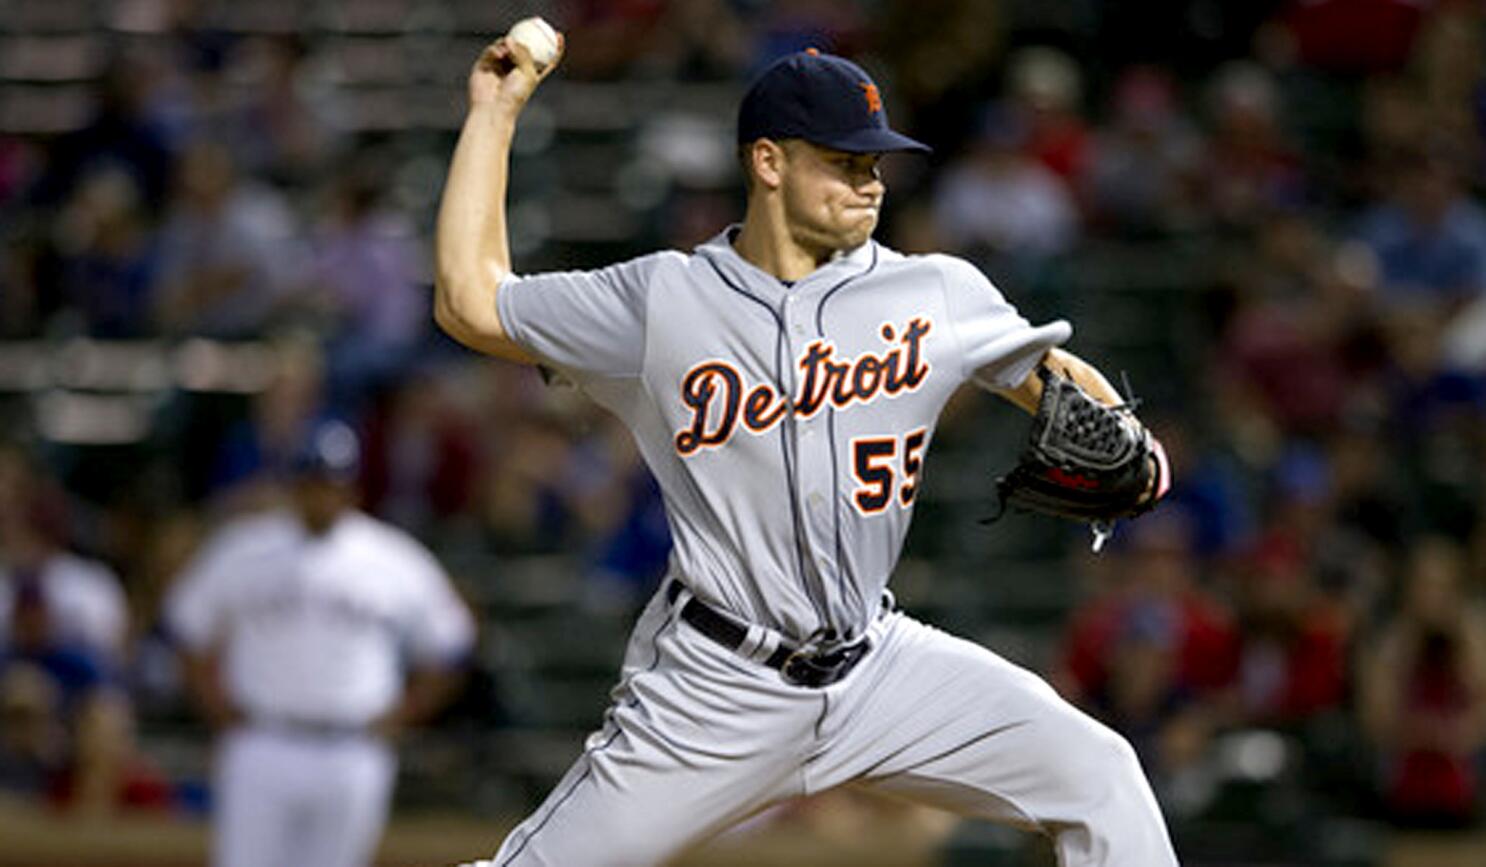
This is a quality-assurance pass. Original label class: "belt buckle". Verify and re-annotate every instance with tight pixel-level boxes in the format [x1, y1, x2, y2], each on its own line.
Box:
[780, 640, 869, 688]
[780, 647, 828, 688]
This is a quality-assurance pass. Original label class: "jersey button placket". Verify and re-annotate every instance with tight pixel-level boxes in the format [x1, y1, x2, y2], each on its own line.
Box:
[793, 292, 843, 621]
[785, 292, 807, 336]
[777, 298, 830, 623]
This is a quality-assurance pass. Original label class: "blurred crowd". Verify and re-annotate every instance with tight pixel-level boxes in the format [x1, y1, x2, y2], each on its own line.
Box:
[1, 0, 1486, 846]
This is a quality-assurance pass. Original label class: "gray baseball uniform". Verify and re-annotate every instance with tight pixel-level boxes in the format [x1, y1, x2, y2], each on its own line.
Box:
[480, 228, 1178, 866]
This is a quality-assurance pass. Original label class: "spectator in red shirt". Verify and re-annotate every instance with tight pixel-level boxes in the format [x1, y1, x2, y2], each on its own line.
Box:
[1200, 62, 1306, 231]
[1057, 509, 1237, 710]
[1360, 535, 1486, 826]
[360, 370, 484, 536]
[1227, 540, 1349, 727]
[1008, 46, 1091, 184]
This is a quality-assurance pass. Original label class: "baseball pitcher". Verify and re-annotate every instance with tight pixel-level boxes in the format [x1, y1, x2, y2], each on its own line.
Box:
[437, 30, 1178, 867]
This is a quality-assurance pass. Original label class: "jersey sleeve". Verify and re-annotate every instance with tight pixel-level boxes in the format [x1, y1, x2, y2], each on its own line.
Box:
[495, 251, 675, 378]
[163, 532, 237, 653]
[937, 255, 1072, 390]
[399, 548, 476, 668]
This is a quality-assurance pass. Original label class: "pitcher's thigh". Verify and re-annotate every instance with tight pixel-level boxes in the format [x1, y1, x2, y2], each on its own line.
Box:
[491, 721, 792, 867]
[843, 620, 1178, 866]
[489, 587, 825, 866]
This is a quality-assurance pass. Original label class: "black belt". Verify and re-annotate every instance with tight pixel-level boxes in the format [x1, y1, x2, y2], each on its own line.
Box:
[665, 580, 871, 688]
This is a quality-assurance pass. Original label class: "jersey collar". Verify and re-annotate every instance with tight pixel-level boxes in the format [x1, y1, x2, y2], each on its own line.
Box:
[696, 224, 877, 303]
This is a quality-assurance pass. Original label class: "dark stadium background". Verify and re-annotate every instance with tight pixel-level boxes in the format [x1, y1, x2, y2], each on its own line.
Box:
[2, 1, 1485, 864]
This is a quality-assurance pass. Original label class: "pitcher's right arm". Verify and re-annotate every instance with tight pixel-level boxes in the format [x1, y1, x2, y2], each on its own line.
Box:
[434, 34, 563, 362]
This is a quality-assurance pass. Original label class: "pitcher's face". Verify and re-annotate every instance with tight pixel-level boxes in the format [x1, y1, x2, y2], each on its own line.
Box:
[779, 141, 885, 253]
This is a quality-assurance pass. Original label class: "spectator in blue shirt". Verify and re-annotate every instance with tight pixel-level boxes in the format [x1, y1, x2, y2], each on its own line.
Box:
[1356, 148, 1486, 309]
[0, 576, 131, 816]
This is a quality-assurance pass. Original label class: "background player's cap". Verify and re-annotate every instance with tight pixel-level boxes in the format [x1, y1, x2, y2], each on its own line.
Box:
[737, 50, 930, 155]
[290, 419, 361, 482]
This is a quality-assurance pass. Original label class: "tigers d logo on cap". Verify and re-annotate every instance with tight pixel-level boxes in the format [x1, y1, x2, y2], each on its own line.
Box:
[737, 50, 930, 155]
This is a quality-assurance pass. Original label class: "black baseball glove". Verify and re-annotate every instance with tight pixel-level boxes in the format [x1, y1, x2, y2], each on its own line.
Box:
[990, 367, 1170, 547]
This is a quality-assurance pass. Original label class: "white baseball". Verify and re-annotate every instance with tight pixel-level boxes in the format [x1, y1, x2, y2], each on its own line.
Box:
[507, 16, 560, 71]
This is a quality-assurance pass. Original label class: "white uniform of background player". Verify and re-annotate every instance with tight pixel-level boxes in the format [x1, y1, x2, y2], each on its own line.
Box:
[165, 421, 476, 867]
[437, 37, 1179, 867]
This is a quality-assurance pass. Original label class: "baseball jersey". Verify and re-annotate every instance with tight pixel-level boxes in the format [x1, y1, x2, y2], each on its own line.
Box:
[0, 553, 128, 661]
[165, 510, 475, 727]
[497, 228, 1070, 642]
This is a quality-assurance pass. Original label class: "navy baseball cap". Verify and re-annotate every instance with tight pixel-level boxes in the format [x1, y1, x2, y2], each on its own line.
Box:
[738, 50, 930, 154]
[290, 420, 360, 482]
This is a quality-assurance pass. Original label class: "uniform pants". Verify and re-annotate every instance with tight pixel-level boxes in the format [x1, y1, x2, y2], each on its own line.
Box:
[489, 585, 1179, 867]
[214, 727, 395, 867]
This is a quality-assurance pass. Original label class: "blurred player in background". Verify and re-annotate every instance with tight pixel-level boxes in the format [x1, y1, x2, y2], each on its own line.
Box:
[164, 420, 476, 867]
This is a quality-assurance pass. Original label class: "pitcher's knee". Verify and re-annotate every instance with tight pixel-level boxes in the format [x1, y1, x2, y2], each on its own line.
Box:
[1053, 722, 1143, 787]
[1054, 724, 1161, 819]
[1098, 728, 1146, 784]
[1089, 728, 1156, 801]
[1073, 729, 1175, 862]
